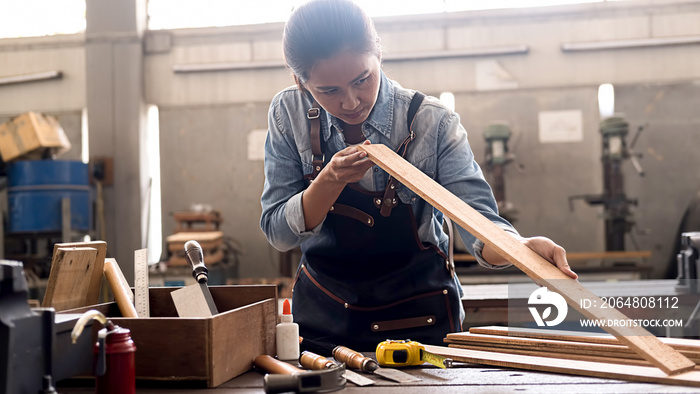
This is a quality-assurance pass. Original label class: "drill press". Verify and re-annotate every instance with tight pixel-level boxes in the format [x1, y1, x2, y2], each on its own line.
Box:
[570, 84, 644, 251]
[483, 122, 517, 223]
[570, 115, 644, 251]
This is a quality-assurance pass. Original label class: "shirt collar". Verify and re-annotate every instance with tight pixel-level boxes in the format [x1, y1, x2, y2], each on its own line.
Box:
[322, 70, 395, 142]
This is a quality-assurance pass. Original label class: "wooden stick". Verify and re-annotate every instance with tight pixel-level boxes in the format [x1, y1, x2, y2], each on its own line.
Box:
[445, 332, 700, 362]
[103, 258, 138, 318]
[425, 344, 700, 387]
[447, 343, 669, 368]
[358, 143, 695, 375]
[469, 326, 700, 352]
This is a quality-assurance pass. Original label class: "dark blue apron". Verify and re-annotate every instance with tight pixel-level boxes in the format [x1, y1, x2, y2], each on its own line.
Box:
[292, 92, 463, 351]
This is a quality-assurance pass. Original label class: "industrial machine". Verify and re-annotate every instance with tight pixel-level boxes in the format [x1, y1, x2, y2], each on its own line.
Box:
[569, 115, 644, 251]
[676, 232, 700, 336]
[1, 260, 57, 393]
[483, 122, 517, 223]
[0, 260, 92, 393]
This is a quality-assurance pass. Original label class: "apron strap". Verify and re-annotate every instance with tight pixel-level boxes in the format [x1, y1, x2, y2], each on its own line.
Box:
[377, 91, 426, 216]
[304, 101, 323, 182]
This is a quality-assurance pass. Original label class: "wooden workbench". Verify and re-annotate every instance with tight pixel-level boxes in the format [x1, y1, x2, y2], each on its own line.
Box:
[56, 281, 700, 392]
[57, 356, 700, 393]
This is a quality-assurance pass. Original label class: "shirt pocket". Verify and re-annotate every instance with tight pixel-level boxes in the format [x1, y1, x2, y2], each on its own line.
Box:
[299, 147, 314, 178]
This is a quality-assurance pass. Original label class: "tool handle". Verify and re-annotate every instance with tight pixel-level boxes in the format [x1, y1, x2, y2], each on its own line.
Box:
[299, 336, 335, 357]
[103, 259, 138, 318]
[263, 374, 301, 394]
[254, 355, 303, 375]
[184, 240, 209, 283]
[333, 346, 378, 373]
[300, 351, 334, 370]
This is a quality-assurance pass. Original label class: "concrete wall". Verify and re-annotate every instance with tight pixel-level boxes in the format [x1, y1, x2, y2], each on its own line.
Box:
[2, 0, 700, 279]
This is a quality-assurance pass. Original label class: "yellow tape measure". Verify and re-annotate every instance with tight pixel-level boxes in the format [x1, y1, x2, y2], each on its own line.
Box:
[376, 339, 452, 369]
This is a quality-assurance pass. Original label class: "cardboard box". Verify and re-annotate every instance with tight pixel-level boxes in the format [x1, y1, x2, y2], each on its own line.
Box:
[0, 111, 71, 162]
[61, 285, 277, 388]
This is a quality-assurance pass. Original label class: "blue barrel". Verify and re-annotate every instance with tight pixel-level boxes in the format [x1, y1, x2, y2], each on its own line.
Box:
[7, 160, 92, 233]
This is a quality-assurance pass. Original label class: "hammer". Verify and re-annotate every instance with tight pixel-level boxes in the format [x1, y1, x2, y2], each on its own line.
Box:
[253, 355, 346, 393]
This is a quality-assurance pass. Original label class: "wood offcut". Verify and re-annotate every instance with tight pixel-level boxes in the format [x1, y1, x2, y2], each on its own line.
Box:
[358, 143, 695, 375]
[42, 247, 99, 311]
[51, 240, 107, 305]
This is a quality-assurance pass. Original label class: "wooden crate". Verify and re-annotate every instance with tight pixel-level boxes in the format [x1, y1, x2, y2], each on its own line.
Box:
[166, 231, 224, 266]
[172, 211, 222, 232]
[61, 285, 277, 387]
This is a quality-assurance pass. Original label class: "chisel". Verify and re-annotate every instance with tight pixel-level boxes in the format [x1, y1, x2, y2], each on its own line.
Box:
[332, 345, 420, 383]
[300, 351, 375, 387]
[299, 337, 419, 383]
[184, 240, 218, 315]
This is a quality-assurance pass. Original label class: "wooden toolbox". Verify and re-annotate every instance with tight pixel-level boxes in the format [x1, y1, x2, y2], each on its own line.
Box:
[61, 285, 277, 388]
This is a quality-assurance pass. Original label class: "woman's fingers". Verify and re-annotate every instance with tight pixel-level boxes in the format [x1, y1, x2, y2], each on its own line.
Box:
[551, 246, 578, 280]
[326, 146, 374, 184]
[523, 237, 578, 280]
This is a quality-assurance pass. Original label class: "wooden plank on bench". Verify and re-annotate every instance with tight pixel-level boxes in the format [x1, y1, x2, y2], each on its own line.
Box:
[469, 326, 700, 352]
[425, 344, 700, 388]
[359, 143, 695, 375]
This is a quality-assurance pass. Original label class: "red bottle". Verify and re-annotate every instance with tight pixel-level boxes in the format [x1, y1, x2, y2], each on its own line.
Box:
[93, 323, 136, 394]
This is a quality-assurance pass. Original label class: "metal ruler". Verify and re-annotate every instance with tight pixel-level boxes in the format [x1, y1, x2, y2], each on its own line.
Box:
[134, 248, 149, 317]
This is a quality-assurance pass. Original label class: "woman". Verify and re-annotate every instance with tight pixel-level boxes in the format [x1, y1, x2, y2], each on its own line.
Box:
[260, 0, 577, 350]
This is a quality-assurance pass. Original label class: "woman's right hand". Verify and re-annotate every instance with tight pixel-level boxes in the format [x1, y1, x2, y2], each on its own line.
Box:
[322, 140, 374, 186]
[301, 141, 374, 230]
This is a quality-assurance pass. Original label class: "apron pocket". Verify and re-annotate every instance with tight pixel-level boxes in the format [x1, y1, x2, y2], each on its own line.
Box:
[293, 264, 460, 351]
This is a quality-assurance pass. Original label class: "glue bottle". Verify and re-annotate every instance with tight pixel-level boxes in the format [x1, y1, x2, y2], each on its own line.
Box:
[276, 298, 299, 361]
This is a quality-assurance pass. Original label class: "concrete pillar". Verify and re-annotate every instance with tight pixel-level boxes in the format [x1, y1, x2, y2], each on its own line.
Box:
[85, 0, 148, 283]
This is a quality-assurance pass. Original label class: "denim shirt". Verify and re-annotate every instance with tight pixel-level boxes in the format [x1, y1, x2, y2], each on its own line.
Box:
[260, 71, 519, 269]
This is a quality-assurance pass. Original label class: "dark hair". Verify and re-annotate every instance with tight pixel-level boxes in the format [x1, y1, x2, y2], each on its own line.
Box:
[283, 0, 381, 87]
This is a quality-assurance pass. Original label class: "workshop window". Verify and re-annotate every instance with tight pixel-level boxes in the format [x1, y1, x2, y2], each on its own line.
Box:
[0, 0, 85, 39]
[440, 92, 456, 112]
[147, 0, 624, 30]
[146, 104, 163, 265]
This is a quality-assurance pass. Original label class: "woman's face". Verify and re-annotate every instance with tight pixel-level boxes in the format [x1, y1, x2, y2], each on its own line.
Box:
[304, 49, 381, 126]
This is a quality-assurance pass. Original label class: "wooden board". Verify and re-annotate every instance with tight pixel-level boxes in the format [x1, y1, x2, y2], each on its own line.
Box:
[454, 250, 652, 262]
[166, 230, 224, 244]
[469, 326, 700, 352]
[425, 344, 700, 388]
[42, 247, 98, 311]
[445, 332, 700, 362]
[171, 283, 217, 318]
[359, 143, 695, 375]
[448, 343, 669, 368]
[52, 240, 107, 305]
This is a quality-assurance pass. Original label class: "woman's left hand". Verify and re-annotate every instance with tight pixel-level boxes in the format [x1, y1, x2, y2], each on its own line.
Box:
[522, 236, 578, 280]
